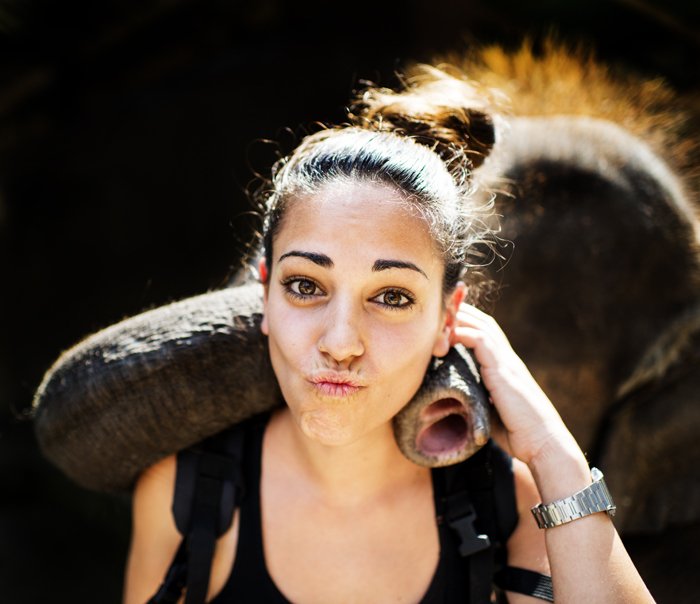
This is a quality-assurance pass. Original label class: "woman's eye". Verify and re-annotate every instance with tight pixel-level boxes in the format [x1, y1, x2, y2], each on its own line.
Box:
[374, 289, 414, 309]
[284, 278, 322, 298]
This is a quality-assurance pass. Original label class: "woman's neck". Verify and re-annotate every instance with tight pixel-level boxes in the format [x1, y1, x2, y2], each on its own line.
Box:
[265, 407, 426, 507]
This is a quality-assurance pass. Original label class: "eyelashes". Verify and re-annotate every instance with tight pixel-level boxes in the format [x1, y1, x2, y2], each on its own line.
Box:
[370, 288, 415, 310]
[282, 276, 324, 300]
[280, 276, 415, 310]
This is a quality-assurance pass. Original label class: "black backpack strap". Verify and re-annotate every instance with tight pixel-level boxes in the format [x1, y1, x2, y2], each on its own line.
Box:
[494, 567, 554, 602]
[487, 440, 518, 567]
[487, 446, 554, 602]
[147, 422, 247, 604]
[147, 540, 188, 603]
[436, 440, 518, 603]
[439, 440, 554, 602]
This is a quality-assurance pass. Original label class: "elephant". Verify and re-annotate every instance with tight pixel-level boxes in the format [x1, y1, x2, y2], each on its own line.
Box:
[32, 44, 700, 601]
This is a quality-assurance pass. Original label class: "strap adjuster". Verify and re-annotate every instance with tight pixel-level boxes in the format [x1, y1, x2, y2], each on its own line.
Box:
[446, 498, 491, 556]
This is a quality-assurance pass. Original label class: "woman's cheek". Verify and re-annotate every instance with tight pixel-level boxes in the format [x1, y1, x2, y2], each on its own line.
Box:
[372, 319, 435, 388]
[269, 311, 309, 365]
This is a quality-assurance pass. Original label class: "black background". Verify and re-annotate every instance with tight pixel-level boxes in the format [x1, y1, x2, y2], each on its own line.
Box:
[1, 1, 698, 602]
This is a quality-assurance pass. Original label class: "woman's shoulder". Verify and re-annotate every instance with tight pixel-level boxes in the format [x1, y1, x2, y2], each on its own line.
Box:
[132, 453, 178, 535]
[137, 452, 178, 493]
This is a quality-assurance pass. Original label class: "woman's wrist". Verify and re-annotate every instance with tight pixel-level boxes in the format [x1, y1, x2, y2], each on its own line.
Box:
[527, 432, 592, 503]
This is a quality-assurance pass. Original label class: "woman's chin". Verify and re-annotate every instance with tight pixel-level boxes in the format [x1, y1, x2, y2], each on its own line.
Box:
[298, 410, 357, 446]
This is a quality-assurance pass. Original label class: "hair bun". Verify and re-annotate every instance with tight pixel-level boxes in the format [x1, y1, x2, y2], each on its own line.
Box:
[350, 65, 501, 169]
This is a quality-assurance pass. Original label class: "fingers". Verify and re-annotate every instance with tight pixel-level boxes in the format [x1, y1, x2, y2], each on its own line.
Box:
[455, 303, 511, 346]
[451, 325, 501, 371]
[451, 303, 517, 371]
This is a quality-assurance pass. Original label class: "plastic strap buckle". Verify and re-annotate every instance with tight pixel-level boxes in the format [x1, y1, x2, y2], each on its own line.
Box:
[445, 492, 491, 557]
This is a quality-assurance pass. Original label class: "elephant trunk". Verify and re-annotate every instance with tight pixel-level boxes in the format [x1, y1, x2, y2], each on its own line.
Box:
[33, 286, 490, 492]
[394, 345, 490, 467]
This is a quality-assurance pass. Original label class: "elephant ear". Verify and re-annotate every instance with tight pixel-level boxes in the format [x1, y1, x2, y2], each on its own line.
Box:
[32, 283, 281, 493]
[596, 319, 700, 534]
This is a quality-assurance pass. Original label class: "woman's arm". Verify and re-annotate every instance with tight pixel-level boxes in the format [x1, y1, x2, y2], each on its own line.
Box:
[124, 455, 182, 604]
[452, 301, 654, 603]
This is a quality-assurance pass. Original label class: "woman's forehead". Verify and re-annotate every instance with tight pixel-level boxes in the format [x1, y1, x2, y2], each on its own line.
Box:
[273, 181, 443, 272]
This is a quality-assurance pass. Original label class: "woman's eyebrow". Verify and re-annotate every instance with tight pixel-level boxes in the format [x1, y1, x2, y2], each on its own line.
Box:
[372, 259, 428, 279]
[278, 250, 334, 268]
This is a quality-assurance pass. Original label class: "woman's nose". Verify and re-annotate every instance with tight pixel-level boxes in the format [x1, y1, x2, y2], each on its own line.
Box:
[317, 300, 365, 363]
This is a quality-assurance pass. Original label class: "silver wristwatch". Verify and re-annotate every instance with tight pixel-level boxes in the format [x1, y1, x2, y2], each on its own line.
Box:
[531, 467, 616, 529]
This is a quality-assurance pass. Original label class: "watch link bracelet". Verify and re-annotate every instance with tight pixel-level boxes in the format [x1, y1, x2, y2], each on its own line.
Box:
[531, 467, 616, 529]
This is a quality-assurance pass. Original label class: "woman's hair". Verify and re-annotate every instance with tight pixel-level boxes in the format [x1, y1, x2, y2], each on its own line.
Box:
[255, 65, 501, 297]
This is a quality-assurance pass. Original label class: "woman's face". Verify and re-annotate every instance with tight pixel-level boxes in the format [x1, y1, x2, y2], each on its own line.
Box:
[261, 180, 462, 447]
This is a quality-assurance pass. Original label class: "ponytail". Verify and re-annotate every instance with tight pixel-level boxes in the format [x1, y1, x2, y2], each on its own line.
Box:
[349, 64, 502, 172]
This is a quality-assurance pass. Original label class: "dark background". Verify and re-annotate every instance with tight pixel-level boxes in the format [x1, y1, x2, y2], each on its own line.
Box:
[1, 1, 698, 602]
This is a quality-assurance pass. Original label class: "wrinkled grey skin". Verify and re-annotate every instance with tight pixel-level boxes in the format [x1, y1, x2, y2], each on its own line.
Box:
[394, 345, 490, 467]
[32, 113, 700, 599]
[33, 284, 279, 492]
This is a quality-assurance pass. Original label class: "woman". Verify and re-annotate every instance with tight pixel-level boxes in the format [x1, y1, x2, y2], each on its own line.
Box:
[124, 71, 654, 603]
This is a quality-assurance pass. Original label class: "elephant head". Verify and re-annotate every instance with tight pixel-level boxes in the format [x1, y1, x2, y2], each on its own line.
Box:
[479, 115, 700, 534]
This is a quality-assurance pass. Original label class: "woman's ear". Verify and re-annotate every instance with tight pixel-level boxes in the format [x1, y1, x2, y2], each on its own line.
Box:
[259, 258, 270, 336]
[432, 282, 467, 357]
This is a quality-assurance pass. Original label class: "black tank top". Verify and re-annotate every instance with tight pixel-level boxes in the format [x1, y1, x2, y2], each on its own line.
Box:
[209, 416, 471, 603]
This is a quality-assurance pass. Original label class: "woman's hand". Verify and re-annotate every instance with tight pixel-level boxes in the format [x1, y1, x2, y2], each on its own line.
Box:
[450, 302, 582, 471]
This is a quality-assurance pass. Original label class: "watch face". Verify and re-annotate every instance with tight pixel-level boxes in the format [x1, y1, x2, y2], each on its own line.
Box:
[591, 467, 603, 481]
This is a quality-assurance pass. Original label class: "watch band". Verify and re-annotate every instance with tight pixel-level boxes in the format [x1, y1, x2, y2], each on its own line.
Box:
[531, 467, 616, 529]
